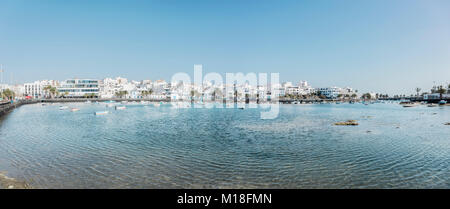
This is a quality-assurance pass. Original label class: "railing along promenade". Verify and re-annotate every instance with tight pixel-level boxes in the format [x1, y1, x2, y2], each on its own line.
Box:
[0, 100, 39, 117]
[0, 98, 171, 117]
[379, 96, 450, 103]
[35, 97, 171, 103]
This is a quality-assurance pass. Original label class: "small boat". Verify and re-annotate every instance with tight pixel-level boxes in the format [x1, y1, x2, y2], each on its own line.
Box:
[106, 103, 115, 107]
[402, 102, 418, 107]
[94, 111, 109, 115]
[439, 100, 447, 105]
[70, 108, 80, 112]
[121, 101, 128, 104]
[41, 103, 47, 106]
[154, 103, 160, 107]
[85, 101, 92, 104]
[59, 106, 69, 110]
[115, 106, 126, 110]
[427, 103, 438, 107]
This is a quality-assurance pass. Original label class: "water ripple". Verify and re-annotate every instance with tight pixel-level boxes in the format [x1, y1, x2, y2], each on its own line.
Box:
[0, 103, 449, 188]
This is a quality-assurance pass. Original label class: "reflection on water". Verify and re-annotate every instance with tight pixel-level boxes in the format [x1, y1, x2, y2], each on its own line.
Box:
[0, 102, 449, 188]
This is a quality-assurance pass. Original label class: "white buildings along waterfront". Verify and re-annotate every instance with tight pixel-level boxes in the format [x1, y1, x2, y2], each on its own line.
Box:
[0, 75, 370, 101]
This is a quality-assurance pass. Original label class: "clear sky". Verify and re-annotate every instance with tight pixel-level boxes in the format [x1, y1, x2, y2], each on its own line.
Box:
[1, 0, 449, 94]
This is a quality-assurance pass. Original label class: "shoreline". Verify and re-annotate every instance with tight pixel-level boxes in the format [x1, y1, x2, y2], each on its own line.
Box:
[0, 173, 31, 189]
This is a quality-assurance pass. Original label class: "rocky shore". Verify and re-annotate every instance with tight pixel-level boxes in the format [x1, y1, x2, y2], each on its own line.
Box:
[0, 173, 31, 189]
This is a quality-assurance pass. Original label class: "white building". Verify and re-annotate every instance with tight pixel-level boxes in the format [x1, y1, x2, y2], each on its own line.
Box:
[24, 81, 43, 99]
[318, 87, 341, 98]
[58, 79, 100, 98]
[423, 93, 450, 100]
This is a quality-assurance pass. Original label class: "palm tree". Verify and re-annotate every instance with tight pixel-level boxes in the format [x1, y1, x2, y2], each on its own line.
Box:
[43, 85, 52, 98]
[148, 89, 153, 97]
[2, 89, 15, 100]
[114, 91, 127, 98]
[415, 87, 421, 97]
[211, 90, 216, 102]
[190, 90, 195, 103]
[437, 85, 446, 100]
[361, 93, 371, 100]
[141, 90, 149, 98]
[49, 87, 58, 98]
[211, 88, 222, 102]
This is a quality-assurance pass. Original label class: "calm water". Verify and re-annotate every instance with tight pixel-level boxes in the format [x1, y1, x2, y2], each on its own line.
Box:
[0, 102, 449, 188]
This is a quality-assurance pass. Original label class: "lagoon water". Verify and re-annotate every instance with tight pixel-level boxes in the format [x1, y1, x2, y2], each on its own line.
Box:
[0, 102, 449, 188]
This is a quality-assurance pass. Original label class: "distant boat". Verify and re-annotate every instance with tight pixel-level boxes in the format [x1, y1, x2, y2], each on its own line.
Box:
[439, 100, 447, 105]
[70, 108, 80, 112]
[94, 111, 109, 115]
[106, 103, 115, 107]
[427, 103, 438, 107]
[59, 106, 69, 110]
[115, 106, 126, 110]
[402, 102, 418, 107]
[85, 101, 91, 104]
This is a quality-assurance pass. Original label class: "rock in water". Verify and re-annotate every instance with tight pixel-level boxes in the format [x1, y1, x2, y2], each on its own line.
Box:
[334, 120, 359, 126]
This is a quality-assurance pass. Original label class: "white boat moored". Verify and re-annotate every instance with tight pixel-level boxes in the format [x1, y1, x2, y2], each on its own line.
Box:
[401, 102, 418, 108]
[94, 111, 109, 115]
[115, 106, 126, 110]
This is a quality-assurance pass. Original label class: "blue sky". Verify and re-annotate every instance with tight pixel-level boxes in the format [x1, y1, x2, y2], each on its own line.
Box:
[1, 0, 449, 94]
